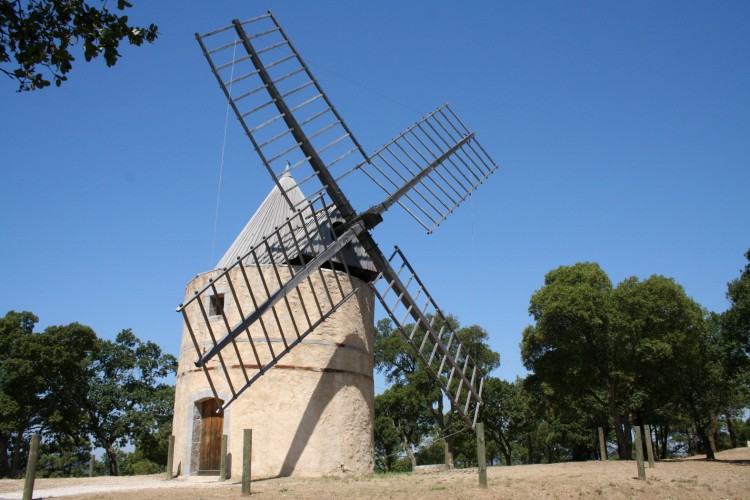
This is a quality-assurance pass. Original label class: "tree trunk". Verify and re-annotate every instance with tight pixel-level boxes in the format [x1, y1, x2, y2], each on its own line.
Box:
[444, 439, 454, 469]
[692, 418, 715, 460]
[499, 433, 512, 466]
[503, 449, 512, 466]
[105, 443, 119, 476]
[526, 434, 533, 464]
[725, 415, 737, 449]
[622, 419, 633, 460]
[10, 428, 26, 477]
[607, 381, 630, 460]
[0, 434, 9, 478]
[659, 425, 668, 459]
[402, 435, 416, 470]
[708, 412, 719, 454]
[490, 429, 512, 466]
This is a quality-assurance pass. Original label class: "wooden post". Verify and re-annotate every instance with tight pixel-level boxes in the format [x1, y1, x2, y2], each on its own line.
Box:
[166, 435, 175, 480]
[88, 453, 95, 477]
[22, 434, 40, 500]
[634, 426, 646, 480]
[476, 422, 487, 488]
[242, 429, 252, 496]
[643, 424, 655, 468]
[220, 435, 228, 481]
[598, 427, 606, 461]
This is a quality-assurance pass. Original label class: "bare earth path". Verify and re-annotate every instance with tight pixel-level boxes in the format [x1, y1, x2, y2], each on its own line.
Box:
[1, 448, 748, 499]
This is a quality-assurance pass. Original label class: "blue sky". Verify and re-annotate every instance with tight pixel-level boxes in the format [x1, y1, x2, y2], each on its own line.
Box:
[1, 1, 748, 385]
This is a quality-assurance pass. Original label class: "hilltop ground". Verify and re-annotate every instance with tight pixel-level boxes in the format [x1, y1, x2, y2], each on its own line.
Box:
[0, 447, 748, 499]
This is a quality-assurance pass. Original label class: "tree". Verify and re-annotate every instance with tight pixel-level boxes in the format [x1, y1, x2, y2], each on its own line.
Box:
[83, 329, 176, 475]
[375, 315, 499, 468]
[611, 277, 706, 424]
[521, 264, 718, 460]
[723, 249, 750, 366]
[0, 311, 96, 477]
[1, 0, 158, 91]
[480, 377, 527, 465]
[718, 249, 750, 449]
[520, 263, 625, 456]
[37, 436, 91, 478]
[374, 384, 432, 471]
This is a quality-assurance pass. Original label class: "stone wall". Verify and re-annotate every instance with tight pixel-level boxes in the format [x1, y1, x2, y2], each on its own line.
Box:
[172, 265, 375, 479]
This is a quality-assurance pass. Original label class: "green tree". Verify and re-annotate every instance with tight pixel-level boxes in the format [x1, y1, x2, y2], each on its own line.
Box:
[375, 316, 499, 468]
[373, 411, 401, 473]
[723, 249, 750, 368]
[719, 249, 750, 448]
[481, 377, 526, 465]
[37, 436, 91, 478]
[1, 0, 158, 91]
[520, 263, 624, 456]
[0, 311, 96, 477]
[374, 384, 432, 470]
[610, 276, 706, 428]
[84, 329, 176, 476]
[522, 264, 717, 461]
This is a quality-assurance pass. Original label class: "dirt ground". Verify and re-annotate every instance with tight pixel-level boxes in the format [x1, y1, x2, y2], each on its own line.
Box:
[1, 447, 748, 499]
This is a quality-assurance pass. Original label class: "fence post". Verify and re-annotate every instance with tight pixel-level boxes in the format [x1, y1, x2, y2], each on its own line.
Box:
[22, 434, 40, 500]
[476, 422, 487, 488]
[89, 453, 95, 477]
[634, 426, 646, 480]
[643, 424, 655, 468]
[220, 435, 228, 481]
[598, 427, 606, 461]
[166, 435, 175, 479]
[242, 429, 252, 496]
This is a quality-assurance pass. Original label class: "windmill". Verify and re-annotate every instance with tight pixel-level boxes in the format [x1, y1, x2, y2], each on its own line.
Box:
[172, 11, 498, 478]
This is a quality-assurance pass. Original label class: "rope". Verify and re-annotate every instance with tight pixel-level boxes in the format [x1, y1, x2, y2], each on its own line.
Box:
[374, 426, 471, 465]
[209, 38, 238, 267]
[315, 63, 423, 114]
[469, 193, 476, 318]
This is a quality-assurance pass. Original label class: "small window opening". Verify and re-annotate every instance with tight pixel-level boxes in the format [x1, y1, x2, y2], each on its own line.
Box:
[209, 294, 225, 316]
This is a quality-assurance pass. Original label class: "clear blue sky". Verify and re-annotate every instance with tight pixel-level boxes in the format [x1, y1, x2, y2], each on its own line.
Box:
[1, 1, 748, 385]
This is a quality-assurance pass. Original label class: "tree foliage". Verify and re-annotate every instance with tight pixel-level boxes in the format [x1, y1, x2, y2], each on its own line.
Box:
[0, 0, 157, 91]
[0, 311, 176, 478]
[0, 311, 96, 477]
[521, 260, 746, 461]
[371, 252, 750, 468]
[374, 384, 433, 471]
[375, 314, 499, 468]
[84, 329, 176, 476]
[724, 249, 750, 365]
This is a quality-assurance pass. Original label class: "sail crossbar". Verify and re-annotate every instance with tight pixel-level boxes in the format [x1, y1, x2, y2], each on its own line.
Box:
[371, 246, 485, 428]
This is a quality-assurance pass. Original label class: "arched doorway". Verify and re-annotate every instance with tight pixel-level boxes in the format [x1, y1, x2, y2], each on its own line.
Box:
[198, 398, 223, 474]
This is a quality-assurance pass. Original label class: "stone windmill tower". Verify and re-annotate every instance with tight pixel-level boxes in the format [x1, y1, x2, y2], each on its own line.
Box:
[172, 171, 380, 478]
[172, 11, 498, 479]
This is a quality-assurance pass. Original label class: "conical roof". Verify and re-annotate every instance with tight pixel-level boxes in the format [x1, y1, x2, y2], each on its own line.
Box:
[215, 171, 378, 281]
[215, 171, 304, 269]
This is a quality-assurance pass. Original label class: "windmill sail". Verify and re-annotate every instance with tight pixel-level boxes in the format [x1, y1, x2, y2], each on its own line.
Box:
[187, 12, 499, 427]
[195, 12, 367, 214]
[372, 247, 485, 427]
[361, 105, 498, 233]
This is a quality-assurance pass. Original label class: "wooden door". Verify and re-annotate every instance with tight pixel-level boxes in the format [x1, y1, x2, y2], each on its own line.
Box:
[199, 399, 223, 473]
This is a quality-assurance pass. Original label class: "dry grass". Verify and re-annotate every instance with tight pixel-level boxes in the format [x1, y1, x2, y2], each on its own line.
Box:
[1, 447, 748, 499]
